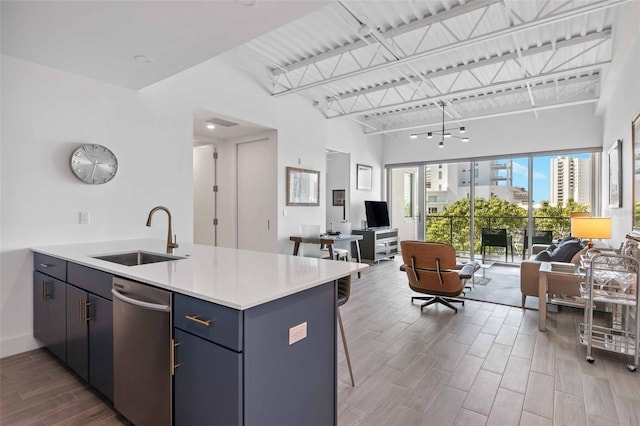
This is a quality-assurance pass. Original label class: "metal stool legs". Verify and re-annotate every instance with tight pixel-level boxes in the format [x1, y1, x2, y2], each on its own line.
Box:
[337, 307, 355, 387]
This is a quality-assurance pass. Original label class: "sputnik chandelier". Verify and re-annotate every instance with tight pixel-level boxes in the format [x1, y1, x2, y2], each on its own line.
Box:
[410, 101, 469, 148]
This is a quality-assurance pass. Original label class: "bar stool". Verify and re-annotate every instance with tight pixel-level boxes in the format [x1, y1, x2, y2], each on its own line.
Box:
[337, 275, 355, 386]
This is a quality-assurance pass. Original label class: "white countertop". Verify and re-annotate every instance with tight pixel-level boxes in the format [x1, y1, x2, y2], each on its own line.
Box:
[32, 239, 368, 310]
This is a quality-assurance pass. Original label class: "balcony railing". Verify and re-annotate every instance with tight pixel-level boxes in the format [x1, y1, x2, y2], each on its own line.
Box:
[425, 214, 575, 262]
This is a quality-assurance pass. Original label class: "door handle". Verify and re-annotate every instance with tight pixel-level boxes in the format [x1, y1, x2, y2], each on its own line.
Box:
[171, 339, 181, 375]
[111, 288, 170, 312]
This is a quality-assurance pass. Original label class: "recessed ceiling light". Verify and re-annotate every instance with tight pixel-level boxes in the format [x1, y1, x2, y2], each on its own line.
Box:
[410, 134, 417, 139]
[134, 55, 154, 63]
[207, 124, 215, 130]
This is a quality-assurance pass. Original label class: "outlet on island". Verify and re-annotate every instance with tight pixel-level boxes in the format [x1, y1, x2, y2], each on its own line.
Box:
[288, 322, 307, 345]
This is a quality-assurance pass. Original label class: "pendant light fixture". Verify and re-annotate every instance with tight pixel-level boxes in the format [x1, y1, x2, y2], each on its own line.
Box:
[410, 101, 469, 148]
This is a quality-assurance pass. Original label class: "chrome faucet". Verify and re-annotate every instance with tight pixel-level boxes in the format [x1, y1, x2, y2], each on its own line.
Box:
[146, 206, 179, 254]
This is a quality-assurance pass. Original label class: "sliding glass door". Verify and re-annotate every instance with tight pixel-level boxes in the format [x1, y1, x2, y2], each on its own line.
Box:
[387, 149, 600, 263]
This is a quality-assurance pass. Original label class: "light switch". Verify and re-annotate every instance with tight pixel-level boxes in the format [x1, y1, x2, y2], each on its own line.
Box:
[79, 211, 90, 225]
[289, 322, 307, 345]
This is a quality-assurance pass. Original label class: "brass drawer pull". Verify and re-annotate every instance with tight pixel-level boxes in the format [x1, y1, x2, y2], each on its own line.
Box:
[185, 315, 211, 327]
[39, 263, 52, 268]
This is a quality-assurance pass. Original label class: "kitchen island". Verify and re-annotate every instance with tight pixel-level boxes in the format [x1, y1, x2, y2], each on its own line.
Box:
[32, 239, 367, 426]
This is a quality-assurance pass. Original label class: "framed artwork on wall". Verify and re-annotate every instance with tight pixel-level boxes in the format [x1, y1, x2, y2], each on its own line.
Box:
[286, 167, 320, 206]
[608, 139, 622, 208]
[633, 111, 640, 232]
[332, 189, 345, 206]
[356, 164, 372, 191]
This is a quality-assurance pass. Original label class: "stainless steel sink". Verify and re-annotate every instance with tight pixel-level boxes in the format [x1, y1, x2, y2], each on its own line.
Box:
[92, 251, 185, 266]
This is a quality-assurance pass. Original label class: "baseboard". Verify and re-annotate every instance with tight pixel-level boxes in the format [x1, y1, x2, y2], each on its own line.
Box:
[0, 334, 40, 358]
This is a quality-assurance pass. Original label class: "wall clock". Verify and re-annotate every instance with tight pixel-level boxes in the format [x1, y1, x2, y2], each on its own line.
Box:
[70, 144, 118, 184]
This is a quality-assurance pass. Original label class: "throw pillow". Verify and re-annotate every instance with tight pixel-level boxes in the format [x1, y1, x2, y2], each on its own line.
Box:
[570, 247, 589, 265]
[534, 250, 552, 261]
[550, 240, 584, 262]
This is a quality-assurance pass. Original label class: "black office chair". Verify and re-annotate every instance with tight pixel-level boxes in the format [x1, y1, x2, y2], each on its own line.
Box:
[481, 228, 514, 262]
[522, 230, 553, 259]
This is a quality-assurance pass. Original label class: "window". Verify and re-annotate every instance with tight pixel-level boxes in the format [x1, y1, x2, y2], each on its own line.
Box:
[438, 171, 442, 179]
[428, 207, 438, 214]
[427, 195, 438, 203]
[404, 171, 414, 218]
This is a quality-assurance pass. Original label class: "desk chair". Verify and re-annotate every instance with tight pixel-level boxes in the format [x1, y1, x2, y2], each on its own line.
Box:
[297, 225, 326, 258]
[481, 228, 514, 262]
[401, 241, 473, 313]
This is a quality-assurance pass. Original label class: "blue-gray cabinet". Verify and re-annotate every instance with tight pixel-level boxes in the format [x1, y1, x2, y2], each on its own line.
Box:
[66, 263, 114, 401]
[33, 270, 67, 362]
[33, 255, 114, 401]
[173, 282, 337, 426]
[173, 329, 243, 425]
[66, 285, 113, 401]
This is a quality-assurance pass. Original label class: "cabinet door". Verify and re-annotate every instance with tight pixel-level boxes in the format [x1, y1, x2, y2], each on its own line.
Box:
[88, 294, 113, 401]
[33, 272, 49, 345]
[33, 271, 67, 362]
[47, 277, 67, 362]
[66, 285, 88, 381]
[174, 329, 242, 426]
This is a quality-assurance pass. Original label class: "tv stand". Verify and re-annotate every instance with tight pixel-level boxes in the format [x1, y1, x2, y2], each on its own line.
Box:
[352, 228, 398, 263]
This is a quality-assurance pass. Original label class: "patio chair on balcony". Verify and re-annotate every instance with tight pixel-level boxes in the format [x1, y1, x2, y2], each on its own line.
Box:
[522, 230, 553, 259]
[481, 228, 514, 262]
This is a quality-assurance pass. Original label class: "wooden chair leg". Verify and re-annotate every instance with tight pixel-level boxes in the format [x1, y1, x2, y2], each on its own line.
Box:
[337, 307, 355, 387]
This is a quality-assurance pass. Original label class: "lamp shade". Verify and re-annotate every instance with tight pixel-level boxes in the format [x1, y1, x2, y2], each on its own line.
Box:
[571, 217, 611, 239]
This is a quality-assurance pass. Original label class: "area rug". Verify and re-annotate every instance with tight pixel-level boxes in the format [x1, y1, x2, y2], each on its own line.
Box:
[473, 276, 491, 285]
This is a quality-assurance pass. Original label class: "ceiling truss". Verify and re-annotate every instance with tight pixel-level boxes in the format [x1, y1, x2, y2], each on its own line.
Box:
[233, 0, 626, 134]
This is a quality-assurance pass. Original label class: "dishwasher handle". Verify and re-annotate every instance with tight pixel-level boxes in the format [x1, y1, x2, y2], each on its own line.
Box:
[112, 288, 171, 312]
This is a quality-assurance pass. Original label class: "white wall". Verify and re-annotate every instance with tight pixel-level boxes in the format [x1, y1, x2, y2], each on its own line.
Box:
[1, 55, 193, 356]
[1, 53, 383, 356]
[599, 1, 640, 244]
[327, 120, 384, 230]
[383, 103, 602, 166]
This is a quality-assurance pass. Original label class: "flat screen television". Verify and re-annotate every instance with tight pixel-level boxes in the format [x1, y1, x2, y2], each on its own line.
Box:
[364, 200, 390, 228]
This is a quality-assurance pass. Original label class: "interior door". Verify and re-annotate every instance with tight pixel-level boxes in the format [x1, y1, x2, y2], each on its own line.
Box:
[193, 144, 216, 245]
[237, 138, 275, 252]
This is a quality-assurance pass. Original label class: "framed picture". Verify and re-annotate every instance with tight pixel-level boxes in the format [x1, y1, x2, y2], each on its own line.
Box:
[633, 111, 640, 232]
[332, 189, 345, 206]
[608, 139, 622, 208]
[286, 167, 320, 206]
[356, 164, 372, 191]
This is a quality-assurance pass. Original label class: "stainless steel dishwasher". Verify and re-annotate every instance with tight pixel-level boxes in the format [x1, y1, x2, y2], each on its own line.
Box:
[112, 277, 172, 426]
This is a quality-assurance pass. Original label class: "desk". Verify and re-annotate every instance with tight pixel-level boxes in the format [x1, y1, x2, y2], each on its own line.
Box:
[290, 234, 363, 278]
[538, 262, 584, 331]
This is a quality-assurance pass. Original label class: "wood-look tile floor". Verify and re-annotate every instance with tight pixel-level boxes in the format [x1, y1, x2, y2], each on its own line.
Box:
[2, 256, 638, 425]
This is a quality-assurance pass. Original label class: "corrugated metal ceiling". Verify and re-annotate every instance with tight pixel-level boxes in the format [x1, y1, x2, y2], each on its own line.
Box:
[228, 0, 623, 136]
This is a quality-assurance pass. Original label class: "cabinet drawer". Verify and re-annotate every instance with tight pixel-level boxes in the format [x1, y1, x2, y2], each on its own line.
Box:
[67, 263, 113, 300]
[34, 253, 67, 281]
[174, 294, 243, 352]
[376, 231, 397, 240]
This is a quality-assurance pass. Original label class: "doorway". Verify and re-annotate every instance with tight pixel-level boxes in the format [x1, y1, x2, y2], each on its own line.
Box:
[192, 108, 275, 250]
[326, 150, 350, 231]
